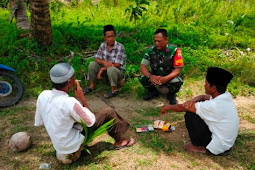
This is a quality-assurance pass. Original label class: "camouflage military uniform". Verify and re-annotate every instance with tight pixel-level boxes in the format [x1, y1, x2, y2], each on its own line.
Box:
[139, 44, 183, 95]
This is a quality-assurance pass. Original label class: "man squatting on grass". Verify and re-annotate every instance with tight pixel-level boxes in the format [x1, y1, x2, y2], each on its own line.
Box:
[140, 29, 184, 104]
[35, 63, 135, 164]
[161, 67, 239, 155]
[84, 25, 126, 98]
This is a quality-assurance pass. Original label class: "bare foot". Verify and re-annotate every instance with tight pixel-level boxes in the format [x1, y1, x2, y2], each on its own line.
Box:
[185, 143, 206, 153]
[114, 138, 136, 149]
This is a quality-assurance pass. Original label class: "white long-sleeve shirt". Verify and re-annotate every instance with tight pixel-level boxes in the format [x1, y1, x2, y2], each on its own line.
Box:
[195, 92, 239, 155]
[35, 89, 96, 154]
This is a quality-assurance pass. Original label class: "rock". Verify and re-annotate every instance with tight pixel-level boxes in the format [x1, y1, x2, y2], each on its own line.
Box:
[9, 132, 32, 152]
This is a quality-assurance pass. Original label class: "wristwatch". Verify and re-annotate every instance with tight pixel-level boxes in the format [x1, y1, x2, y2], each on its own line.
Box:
[147, 74, 151, 79]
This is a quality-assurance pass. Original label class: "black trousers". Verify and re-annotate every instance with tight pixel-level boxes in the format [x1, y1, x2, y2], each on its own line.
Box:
[184, 112, 212, 147]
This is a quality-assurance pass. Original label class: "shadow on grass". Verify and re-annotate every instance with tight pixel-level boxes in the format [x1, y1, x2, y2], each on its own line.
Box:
[56, 141, 114, 169]
[130, 107, 187, 154]
[210, 130, 255, 169]
[130, 107, 255, 169]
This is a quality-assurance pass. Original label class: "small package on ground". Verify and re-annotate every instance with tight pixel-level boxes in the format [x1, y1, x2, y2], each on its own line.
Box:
[153, 120, 175, 132]
[135, 124, 154, 133]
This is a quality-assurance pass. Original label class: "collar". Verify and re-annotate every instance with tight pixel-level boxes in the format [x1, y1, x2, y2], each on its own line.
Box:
[165, 44, 171, 52]
[52, 88, 69, 96]
[105, 41, 117, 50]
[153, 44, 170, 52]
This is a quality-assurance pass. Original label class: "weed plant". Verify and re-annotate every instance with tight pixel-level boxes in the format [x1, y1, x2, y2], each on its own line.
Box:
[0, 0, 255, 97]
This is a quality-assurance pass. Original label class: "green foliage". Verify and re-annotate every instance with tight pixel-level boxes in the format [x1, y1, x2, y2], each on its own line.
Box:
[0, 0, 9, 8]
[125, 0, 149, 25]
[0, 0, 255, 97]
[68, 118, 115, 162]
[80, 118, 115, 154]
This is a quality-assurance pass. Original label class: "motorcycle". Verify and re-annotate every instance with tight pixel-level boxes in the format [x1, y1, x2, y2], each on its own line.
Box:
[0, 64, 24, 108]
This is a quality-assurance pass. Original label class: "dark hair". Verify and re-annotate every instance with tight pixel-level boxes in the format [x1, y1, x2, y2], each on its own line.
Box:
[154, 29, 168, 38]
[104, 25, 115, 35]
[208, 81, 227, 94]
[52, 81, 68, 90]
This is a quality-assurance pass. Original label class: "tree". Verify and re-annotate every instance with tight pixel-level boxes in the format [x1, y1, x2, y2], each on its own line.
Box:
[125, 0, 149, 26]
[10, 0, 30, 30]
[29, 0, 52, 46]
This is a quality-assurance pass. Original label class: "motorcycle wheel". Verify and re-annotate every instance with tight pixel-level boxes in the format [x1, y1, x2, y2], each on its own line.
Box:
[0, 71, 24, 108]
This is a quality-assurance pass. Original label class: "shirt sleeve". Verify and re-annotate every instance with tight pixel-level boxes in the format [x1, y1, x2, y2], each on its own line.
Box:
[143, 48, 152, 61]
[94, 43, 104, 59]
[34, 98, 44, 126]
[173, 48, 184, 67]
[141, 58, 150, 66]
[70, 102, 96, 127]
[115, 44, 126, 65]
[195, 100, 219, 122]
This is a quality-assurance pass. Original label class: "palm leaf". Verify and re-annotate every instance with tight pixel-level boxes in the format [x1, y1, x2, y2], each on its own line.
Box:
[69, 118, 115, 160]
[81, 118, 115, 151]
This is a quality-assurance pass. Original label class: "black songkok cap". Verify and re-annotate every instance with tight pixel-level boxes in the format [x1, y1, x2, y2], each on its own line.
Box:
[206, 67, 233, 87]
[104, 25, 115, 34]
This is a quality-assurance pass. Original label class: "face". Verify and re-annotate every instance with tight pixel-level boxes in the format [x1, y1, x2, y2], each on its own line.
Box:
[154, 33, 168, 51]
[204, 80, 214, 95]
[68, 75, 76, 89]
[104, 31, 116, 47]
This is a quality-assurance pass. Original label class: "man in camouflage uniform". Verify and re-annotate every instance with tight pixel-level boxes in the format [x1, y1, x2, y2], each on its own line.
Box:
[139, 29, 184, 104]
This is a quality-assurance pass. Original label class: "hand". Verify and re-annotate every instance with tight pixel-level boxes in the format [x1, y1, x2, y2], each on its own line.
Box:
[97, 72, 102, 79]
[103, 61, 114, 68]
[160, 105, 169, 115]
[74, 80, 84, 99]
[183, 100, 195, 109]
[158, 76, 168, 85]
[149, 75, 161, 85]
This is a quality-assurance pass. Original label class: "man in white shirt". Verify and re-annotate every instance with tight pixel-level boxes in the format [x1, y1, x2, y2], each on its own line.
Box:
[35, 63, 135, 164]
[160, 67, 239, 155]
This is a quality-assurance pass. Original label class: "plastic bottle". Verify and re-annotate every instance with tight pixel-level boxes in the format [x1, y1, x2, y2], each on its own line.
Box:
[39, 163, 51, 169]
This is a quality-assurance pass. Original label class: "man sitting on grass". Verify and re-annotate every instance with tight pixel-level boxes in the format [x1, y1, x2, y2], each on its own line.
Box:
[84, 25, 126, 98]
[35, 63, 135, 164]
[161, 67, 239, 155]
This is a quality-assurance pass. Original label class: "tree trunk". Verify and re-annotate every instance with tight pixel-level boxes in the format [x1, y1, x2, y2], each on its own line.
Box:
[10, 0, 30, 30]
[30, 0, 52, 46]
[113, 0, 118, 7]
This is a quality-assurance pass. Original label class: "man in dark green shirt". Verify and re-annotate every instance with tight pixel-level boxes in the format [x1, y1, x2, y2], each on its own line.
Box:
[139, 29, 184, 104]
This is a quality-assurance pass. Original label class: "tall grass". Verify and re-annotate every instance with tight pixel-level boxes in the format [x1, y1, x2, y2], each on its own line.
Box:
[0, 0, 254, 96]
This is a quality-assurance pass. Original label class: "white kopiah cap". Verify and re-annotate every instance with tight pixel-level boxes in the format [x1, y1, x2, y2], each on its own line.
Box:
[50, 63, 74, 83]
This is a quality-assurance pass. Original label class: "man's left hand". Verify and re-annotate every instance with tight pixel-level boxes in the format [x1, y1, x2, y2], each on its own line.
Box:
[103, 61, 114, 68]
[158, 76, 168, 85]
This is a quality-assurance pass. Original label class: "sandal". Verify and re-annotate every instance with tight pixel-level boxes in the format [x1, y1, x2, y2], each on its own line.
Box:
[115, 138, 136, 150]
[83, 87, 93, 94]
[104, 91, 118, 98]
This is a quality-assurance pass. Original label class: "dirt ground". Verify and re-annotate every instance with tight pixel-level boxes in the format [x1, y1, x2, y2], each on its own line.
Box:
[0, 94, 255, 169]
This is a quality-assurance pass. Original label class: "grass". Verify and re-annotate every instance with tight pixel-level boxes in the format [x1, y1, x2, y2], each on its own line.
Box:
[0, 92, 254, 169]
[0, 0, 255, 97]
[0, 0, 255, 169]
[1, 72, 254, 169]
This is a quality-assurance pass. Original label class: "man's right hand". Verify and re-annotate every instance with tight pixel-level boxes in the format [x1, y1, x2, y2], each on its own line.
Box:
[97, 72, 102, 79]
[149, 75, 161, 85]
[160, 105, 169, 115]
[74, 80, 84, 99]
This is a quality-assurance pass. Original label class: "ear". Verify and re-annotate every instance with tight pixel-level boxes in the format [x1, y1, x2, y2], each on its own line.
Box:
[212, 85, 217, 92]
[67, 79, 72, 86]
